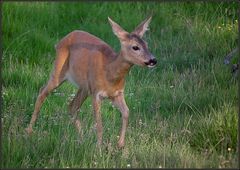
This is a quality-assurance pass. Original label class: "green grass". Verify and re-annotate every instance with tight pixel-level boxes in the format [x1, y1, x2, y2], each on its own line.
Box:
[2, 1, 239, 168]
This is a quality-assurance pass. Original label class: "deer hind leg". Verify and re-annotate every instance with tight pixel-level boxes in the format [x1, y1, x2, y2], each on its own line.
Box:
[26, 47, 69, 134]
[68, 89, 88, 135]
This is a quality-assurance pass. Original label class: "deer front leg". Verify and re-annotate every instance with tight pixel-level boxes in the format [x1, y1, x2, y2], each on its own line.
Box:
[92, 96, 103, 146]
[111, 93, 129, 148]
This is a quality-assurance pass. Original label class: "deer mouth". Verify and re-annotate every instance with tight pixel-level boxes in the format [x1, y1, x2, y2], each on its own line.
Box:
[144, 58, 157, 68]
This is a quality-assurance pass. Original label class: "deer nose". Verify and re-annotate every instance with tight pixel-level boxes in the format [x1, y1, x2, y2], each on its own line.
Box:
[145, 58, 157, 68]
[149, 58, 157, 65]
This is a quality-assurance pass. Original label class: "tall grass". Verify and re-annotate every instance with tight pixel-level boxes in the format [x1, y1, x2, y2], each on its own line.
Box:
[2, 1, 238, 168]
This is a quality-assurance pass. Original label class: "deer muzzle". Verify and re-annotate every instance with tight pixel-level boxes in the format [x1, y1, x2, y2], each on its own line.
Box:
[144, 57, 157, 68]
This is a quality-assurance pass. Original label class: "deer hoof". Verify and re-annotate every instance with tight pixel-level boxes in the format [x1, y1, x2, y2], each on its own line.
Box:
[117, 141, 125, 148]
[25, 127, 33, 135]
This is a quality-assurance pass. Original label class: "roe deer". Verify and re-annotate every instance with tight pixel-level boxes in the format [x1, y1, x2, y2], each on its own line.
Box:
[26, 16, 157, 148]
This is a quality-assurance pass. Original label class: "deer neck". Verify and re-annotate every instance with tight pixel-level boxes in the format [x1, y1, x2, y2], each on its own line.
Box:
[106, 51, 133, 84]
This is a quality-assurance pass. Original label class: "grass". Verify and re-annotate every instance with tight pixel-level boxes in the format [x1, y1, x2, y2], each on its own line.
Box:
[2, 1, 239, 168]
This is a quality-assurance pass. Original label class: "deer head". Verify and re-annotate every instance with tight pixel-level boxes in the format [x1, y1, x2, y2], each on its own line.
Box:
[108, 16, 157, 68]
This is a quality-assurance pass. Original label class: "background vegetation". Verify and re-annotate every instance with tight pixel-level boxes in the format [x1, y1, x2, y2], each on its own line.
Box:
[2, 1, 239, 168]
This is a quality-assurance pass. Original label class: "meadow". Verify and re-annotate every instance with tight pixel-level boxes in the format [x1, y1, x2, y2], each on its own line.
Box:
[2, 1, 239, 168]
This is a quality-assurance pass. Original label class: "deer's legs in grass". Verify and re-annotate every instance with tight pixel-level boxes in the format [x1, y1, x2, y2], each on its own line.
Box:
[26, 78, 65, 134]
[68, 89, 88, 135]
[111, 93, 129, 148]
[92, 96, 103, 146]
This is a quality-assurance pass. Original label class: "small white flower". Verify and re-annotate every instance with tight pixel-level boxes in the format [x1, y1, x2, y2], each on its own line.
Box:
[227, 147, 231, 152]
[54, 92, 61, 96]
[129, 92, 134, 97]
[127, 164, 131, 168]
[111, 103, 115, 108]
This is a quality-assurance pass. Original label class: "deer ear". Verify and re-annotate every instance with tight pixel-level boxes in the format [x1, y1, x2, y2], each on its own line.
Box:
[133, 16, 152, 38]
[108, 17, 129, 41]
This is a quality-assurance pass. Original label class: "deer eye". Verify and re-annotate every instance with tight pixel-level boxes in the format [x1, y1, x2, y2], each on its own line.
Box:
[132, 46, 140, 51]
